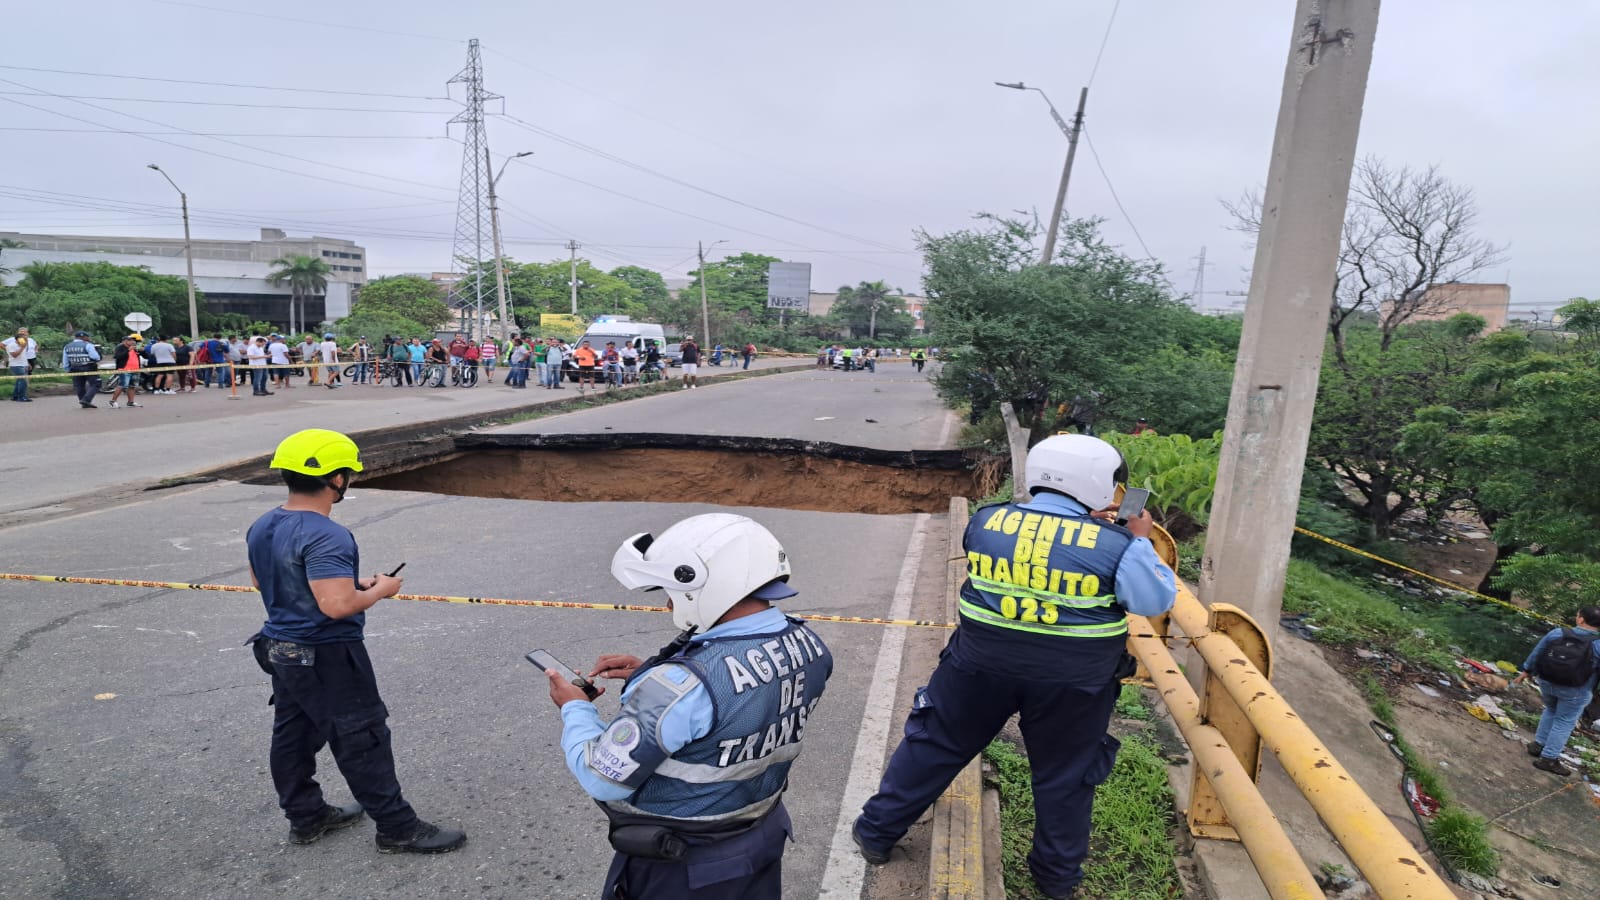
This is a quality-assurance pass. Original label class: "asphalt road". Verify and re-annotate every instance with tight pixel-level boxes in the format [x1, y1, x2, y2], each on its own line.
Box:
[0, 369, 959, 899]
[495, 364, 948, 449]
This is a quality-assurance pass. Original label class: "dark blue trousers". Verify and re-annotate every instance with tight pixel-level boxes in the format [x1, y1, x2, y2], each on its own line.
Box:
[857, 654, 1121, 896]
[255, 639, 419, 835]
[601, 802, 791, 900]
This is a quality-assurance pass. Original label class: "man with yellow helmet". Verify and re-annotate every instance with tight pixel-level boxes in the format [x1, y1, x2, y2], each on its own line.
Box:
[245, 429, 466, 854]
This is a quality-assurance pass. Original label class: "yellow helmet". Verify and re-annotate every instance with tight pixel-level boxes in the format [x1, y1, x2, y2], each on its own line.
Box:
[269, 429, 364, 476]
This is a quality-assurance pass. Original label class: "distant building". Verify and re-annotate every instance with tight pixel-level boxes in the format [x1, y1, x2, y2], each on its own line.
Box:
[0, 228, 366, 329]
[1389, 283, 1511, 332]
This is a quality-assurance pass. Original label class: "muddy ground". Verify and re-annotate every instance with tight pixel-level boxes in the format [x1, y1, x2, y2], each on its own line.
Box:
[362, 447, 978, 515]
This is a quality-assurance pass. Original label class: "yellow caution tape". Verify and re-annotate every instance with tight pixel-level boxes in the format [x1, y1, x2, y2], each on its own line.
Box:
[0, 571, 957, 629]
[1291, 526, 1560, 626]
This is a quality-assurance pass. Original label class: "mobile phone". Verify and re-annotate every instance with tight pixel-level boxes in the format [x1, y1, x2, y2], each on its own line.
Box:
[526, 649, 600, 700]
[1116, 488, 1151, 525]
[387, 563, 406, 577]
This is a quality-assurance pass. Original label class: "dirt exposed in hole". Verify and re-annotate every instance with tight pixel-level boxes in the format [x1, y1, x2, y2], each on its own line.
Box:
[362, 445, 978, 515]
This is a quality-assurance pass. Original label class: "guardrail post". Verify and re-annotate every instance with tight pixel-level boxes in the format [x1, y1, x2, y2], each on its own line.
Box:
[1187, 603, 1270, 840]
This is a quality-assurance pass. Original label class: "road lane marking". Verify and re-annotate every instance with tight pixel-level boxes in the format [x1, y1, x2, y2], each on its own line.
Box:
[817, 512, 929, 899]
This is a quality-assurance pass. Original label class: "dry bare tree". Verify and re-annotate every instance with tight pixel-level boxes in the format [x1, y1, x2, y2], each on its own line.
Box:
[1224, 156, 1506, 367]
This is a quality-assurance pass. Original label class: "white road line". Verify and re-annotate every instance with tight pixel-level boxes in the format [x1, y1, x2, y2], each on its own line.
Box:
[817, 512, 929, 899]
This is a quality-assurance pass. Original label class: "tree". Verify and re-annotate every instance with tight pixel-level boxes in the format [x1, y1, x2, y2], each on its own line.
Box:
[923, 215, 1219, 438]
[498, 258, 642, 327]
[1309, 314, 1490, 539]
[351, 276, 450, 329]
[610, 266, 670, 309]
[0, 261, 197, 340]
[1227, 157, 1506, 367]
[334, 310, 433, 343]
[266, 255, 331, 336]
[1554, 297, 1600, 346]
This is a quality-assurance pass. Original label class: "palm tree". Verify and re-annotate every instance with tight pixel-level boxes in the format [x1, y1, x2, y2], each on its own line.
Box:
[267, 255, 331, 335]
[855, 280, 895, 339]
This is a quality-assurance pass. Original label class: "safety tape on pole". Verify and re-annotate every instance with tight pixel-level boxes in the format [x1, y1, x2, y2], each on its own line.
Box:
[1290, 526, 1560, 626]
[0, 571, 958, 629]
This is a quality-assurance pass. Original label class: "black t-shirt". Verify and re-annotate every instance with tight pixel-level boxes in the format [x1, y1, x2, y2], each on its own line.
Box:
[681, 342, 700, 364]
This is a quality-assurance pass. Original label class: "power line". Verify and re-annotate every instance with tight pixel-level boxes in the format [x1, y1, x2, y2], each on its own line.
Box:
[1081, 127, 1154, 260]
[1086, 0, 1123, 88]
[483, 44, 927, 224]
[496, 113, 911, 255]
[0, 90, 445, 114]
[1, 77, 457, 200]
[0, 64, 453, 101]
[149, 0, 462, 44]
[0, 127, 451, 139]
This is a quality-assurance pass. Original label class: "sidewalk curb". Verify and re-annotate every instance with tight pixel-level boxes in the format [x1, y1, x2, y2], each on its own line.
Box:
[928, 496, 1001, 899]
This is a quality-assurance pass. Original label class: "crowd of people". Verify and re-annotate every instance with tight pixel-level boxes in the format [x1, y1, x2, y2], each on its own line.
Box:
[815, 344, 932, 372]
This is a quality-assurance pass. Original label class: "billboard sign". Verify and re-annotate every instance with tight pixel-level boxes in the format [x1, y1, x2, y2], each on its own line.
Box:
[766, 261, 812, 310]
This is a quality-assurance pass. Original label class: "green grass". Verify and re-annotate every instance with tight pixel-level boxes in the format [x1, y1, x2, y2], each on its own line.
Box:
[1428, 807, 1499, 877]
[985, 693, 1182, 900]
[1359, 674, 1502, 876]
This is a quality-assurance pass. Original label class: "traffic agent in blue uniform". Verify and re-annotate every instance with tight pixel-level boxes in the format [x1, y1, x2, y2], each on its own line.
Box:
[853, 434, 1177, 899]
[543, 513, 833, 900]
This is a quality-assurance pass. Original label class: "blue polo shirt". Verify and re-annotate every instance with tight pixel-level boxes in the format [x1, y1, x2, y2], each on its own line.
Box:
[247, 507, 364, 644]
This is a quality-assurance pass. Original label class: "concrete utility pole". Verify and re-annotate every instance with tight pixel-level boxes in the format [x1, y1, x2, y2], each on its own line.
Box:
[487, 150, 532, 342]
[1199, 0, 1381, 630]
[566, 239, 581, 315]
[146, 164, 199, 341]
[696, 239, 726, 345]
[995, 82, 1086, 265]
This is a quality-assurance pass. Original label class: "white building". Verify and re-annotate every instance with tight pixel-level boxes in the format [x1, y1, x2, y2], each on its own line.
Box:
[0, 228, 363, 328]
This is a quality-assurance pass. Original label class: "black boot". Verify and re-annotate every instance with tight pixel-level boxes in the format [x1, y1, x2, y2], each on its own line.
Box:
[288, 802, 365, 844]
[376, 820, 467, 855]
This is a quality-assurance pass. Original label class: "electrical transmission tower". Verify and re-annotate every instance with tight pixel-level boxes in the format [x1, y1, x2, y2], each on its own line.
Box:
[445, 39, 501, 338]
[1190, 246, 1211, 312]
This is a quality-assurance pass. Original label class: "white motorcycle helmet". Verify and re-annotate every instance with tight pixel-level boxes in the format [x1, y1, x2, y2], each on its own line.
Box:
[1025, 434, 1127, 510]
[611, 513, 797, 632]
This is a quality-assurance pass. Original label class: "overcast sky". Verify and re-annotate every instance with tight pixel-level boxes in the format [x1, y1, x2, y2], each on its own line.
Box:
[3, 1, 1594, 310]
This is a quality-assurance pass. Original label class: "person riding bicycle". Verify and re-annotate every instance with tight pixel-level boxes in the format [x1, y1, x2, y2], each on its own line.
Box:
[644, 340, 662, 377]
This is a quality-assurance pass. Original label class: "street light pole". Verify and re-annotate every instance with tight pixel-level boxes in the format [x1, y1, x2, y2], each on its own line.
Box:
[995, 82, 1087, 265]
[567, 239, 581, 315]
[487, 150, 532, 343]
[147, 164, 199, 340]
[696, 239, 726, 346]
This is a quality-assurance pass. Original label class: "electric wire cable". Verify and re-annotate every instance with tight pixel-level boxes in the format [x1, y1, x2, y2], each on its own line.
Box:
[0, 63, 453, 101]
[1081, 126, 1155, 260]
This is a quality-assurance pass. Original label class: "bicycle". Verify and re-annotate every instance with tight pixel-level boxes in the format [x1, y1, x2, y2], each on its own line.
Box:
[449, 361, 479, 387]
[639, 363, 665, 385]
[419, 362, 446, 387]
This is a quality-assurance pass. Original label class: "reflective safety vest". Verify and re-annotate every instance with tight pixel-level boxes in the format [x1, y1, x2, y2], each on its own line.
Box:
[958, 502, 1134, 639]
[594, 618, 833, 826]
[63, 339, 95, 371]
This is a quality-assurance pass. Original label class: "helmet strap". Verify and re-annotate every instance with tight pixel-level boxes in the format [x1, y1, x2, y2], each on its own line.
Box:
[626, 627, 698, 688]
[325, 472, 350, 503]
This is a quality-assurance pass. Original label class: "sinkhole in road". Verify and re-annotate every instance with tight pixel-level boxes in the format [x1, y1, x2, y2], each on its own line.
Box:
[358, 433, 981, 515]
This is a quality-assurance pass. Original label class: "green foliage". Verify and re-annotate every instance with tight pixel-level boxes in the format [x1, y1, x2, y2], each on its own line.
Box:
[1282, 559, 1457, 671]
[499, 257, 645, 325]
[609, 266, 670, 309]
[0, 261, 199, 342]
[922, 215, 1234, 439]
[985, 735, 1180, 900]
[1103, 431, 1221, 524]
[1115, 684, 1151, 720]
[1310, 319, 1488, 538]
[1428, 806, 1499, 877]
[833, 280, 914, 340]
[352, 276, 449, 329]
[333, 310, 433, 342]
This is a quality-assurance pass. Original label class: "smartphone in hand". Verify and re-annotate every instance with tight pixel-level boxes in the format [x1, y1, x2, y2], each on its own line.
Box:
[1116, 488, 1151, 526]
[527, 649, 601, 700]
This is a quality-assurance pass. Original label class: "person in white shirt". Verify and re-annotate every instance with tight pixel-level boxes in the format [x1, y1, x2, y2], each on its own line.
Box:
[318, 334, 342, 389]
[149, 337, 178, 394]
[620, 342, 639, 384]
[247, 337, 272, 396]
[268, 335, 294, 389]
[4, 327, 38, 402]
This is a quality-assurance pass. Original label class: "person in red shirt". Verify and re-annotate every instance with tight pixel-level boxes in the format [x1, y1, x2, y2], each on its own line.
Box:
[1130, 418, 1157, 436]
[447, 334, 470, 366]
